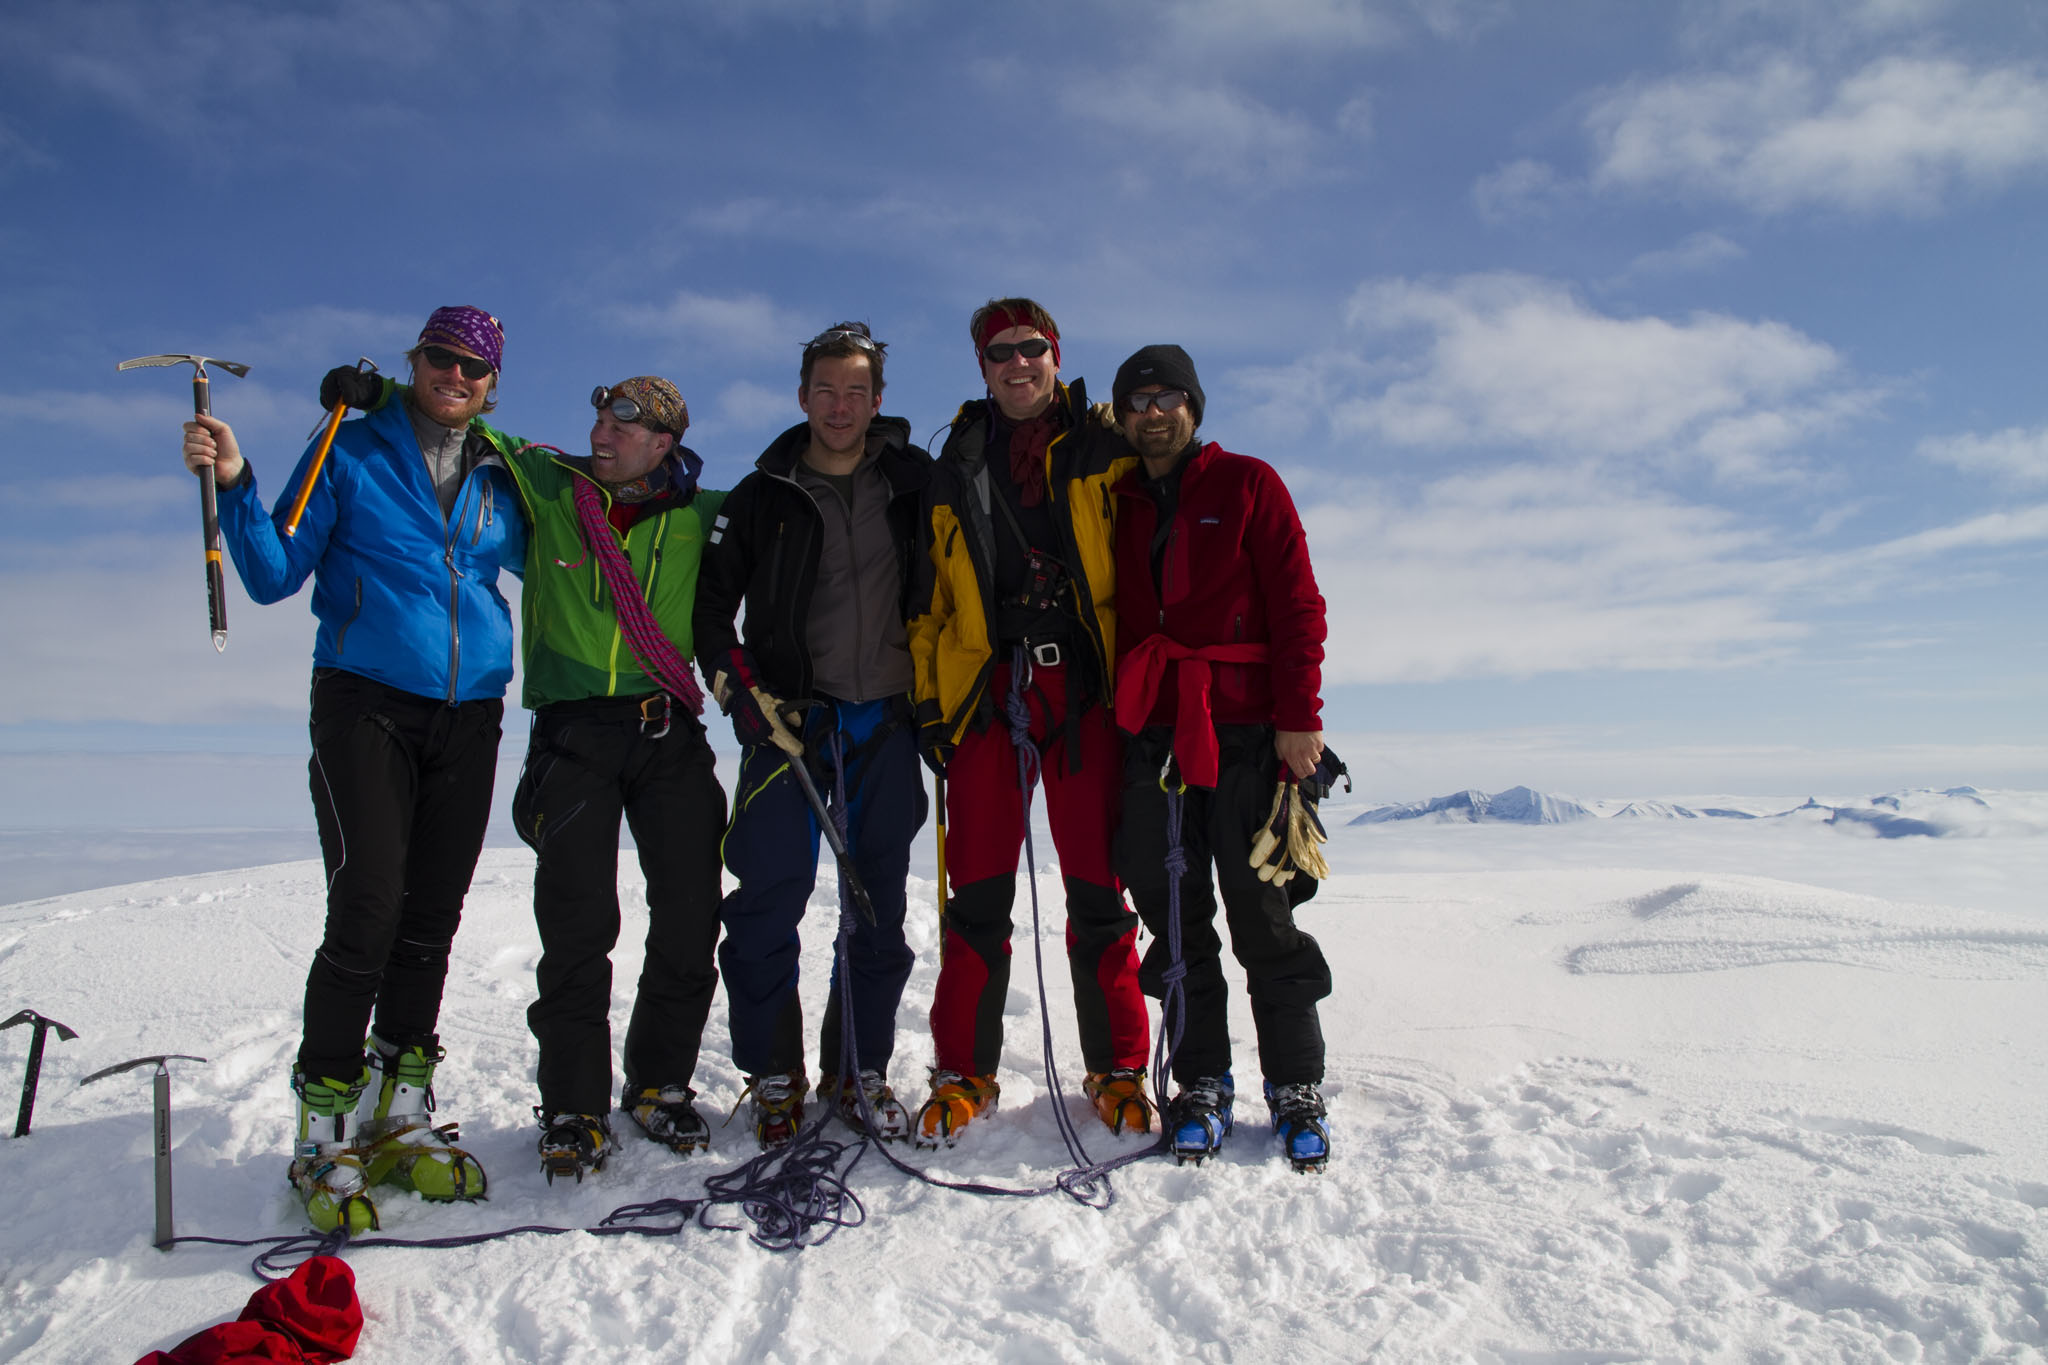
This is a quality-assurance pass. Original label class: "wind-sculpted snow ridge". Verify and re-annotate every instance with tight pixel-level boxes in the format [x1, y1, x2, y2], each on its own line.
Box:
[1550, 875, 2048, 978]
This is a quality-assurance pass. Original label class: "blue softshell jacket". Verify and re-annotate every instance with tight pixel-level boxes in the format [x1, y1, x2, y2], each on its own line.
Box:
[216, 399, 528, 703]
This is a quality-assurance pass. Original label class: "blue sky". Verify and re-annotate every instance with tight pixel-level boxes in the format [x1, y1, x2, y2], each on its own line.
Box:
[1, 0, 2043, 802]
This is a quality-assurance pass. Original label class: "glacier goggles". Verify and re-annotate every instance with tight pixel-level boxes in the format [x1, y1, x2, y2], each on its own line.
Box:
[1122, 389, 1191, 414]
[803, 327, 880, 355]
[982, 337, 1053, 364]
[417, 345, 495, 381]
[591, 386, 656, 426]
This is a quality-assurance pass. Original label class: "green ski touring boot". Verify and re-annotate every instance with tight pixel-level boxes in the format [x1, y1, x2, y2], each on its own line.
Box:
[357, 1035, 488, 1202]
[290, 1066, 377, 1234]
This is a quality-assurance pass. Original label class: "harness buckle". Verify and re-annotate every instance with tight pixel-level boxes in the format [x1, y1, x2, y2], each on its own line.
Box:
[1029, 640, 1062, 669]
[638, 693, 672, 740]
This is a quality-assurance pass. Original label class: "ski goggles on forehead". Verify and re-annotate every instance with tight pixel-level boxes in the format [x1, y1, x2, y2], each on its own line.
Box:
[590, 386, 656, 425]
[1122, 389, 1190, 414]
[982, 337, 1053, 364]
[803, 327, 880, 355]
[417, 345, 495, 380]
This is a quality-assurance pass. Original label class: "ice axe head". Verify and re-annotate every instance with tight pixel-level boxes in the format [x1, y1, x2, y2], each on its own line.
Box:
[117, 354, 251, 417]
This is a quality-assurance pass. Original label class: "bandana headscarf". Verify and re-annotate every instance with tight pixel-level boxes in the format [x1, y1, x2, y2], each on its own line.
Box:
[974, 305, 1061, 370]
[417, 306, 504, 373]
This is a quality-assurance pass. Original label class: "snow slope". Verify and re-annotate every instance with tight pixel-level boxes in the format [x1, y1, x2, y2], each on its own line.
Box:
[2, 806, 2046, 1362]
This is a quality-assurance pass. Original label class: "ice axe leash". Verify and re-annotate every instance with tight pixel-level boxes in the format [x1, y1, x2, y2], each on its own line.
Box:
[116, 353, 251, 651]
[80, 1053, 207, 1249]
[285, 357, 377, 537]
[3, 1008, 78, 1138]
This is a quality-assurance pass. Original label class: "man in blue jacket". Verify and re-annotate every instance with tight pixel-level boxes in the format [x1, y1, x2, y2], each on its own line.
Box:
[181, 306, 526, 1232]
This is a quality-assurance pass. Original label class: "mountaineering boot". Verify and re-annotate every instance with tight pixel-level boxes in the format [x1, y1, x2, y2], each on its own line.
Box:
[626, 1084, 710, 1154]
[358, 1034, 487, 1202]
[738, 1071, 808, 1150]
[536, 1110, 612, 1183]
[289, 1066, 377, 1234]
[1083, 1067, 1156, 1135]
[1166, 1073, 1236, 1166]
[914, 1069, 1001, 1148]
[1265, 1080, 1330, 1173]
[818, 1070, 911, 1142]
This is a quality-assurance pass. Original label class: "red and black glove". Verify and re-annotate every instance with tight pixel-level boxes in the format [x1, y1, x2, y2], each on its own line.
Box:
[709, 650, 802, 756]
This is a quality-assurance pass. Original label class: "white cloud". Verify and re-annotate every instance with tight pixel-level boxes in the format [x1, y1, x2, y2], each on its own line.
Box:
[1919, 426, 2048, 486]
[1302, 464, 1802, 684]
[1587, 55, 2048, 215]
[1615, 231, 1747, 280]
[713, 380, 796, 435]
[606, 290, 810, 358]
[1329, 272, 1873, 479]
[1853, 502, 2048, 561]
[1061, 82, 1324, 187]
[1470, 158, 1575, 222]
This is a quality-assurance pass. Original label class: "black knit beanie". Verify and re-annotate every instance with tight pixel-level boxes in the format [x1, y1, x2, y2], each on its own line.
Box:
[1112, 344, 1205, 428]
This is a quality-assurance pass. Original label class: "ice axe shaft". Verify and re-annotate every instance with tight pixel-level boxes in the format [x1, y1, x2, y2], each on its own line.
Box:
[117, 353, 251, 652]
[285, 357, 378, 537]
[785, 750, 877, 926]
[4, 1009, 78, 1138]
[81, 1053, 207, 1249]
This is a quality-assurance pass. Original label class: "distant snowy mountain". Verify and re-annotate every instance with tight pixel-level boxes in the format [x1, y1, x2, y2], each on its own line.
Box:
[1350, 785, 1594, 826]
[1608, 801, 1758, 820]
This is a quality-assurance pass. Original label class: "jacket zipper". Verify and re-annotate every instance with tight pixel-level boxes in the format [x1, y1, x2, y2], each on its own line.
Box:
[337, 576, 364, 653]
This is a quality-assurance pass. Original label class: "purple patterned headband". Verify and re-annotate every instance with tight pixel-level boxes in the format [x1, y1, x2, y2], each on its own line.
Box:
[416, 306, 504, 373]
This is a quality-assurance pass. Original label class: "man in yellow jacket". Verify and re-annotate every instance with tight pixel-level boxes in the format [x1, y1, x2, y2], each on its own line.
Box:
[908, 298, 1152, 1145]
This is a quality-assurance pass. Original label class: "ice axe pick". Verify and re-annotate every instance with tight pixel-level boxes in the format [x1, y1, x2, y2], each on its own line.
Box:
[3, 1008, 78, 1137]
[116, 352, 252, 651]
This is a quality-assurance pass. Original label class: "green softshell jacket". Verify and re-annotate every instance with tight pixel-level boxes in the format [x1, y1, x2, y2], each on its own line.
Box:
[503, 446, 726, 710]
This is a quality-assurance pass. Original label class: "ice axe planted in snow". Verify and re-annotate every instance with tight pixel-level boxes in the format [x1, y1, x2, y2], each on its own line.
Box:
[3, 1008, 78, 1138]
[116, 352, 252, 652]
[81, 1053, 207, 1250]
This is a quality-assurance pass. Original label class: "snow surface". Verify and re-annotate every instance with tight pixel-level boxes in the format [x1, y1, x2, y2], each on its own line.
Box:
[3, 799, 2047, 1362]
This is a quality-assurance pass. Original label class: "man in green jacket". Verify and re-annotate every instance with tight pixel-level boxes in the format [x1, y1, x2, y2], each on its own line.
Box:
[502, 376, 729, 1182]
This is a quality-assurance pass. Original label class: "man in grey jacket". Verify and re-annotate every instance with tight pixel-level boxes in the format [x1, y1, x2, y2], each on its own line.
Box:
[692, 322, 932, 1149]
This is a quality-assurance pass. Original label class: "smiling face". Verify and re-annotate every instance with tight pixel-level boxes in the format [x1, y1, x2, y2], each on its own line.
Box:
[1120, 385, 1198, 471]
[589, 408, 675, 486]
[980, 325, 1059, 423]
[408, 345, 495, 427]
[799, 352, 883, 465]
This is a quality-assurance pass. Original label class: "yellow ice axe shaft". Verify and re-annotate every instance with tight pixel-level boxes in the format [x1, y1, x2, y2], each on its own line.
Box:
[285, 358, 378, 537]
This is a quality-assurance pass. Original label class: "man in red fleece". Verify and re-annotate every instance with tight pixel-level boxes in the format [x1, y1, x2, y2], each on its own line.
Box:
[1107, 343, 1337, 1171]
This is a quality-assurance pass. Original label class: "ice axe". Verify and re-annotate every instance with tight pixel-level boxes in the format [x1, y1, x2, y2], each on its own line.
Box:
[116, 353, 251, 652]
[80, 1053, 207, 1250]
[3, 1008, 78, 1137]
[284, 356, 378, 537]
[780, 707, 877, 926]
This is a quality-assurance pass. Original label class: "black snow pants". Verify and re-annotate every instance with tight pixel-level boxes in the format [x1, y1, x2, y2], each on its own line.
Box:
[300, 668, 503, 1084]
[512, 695, 726, 1117]
[1114, 723, 1332, 1088]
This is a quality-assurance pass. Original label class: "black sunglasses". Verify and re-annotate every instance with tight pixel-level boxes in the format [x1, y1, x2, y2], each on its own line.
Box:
[982, 337, 1052, 364]
[418, 345, 494, 381]
[1123, 390, 1189, 414]
[804, 327, 880, 355]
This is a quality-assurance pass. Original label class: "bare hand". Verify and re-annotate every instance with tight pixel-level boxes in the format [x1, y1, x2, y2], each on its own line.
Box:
[182, 414, 245, 488]
[1275, 729, 1324, 781]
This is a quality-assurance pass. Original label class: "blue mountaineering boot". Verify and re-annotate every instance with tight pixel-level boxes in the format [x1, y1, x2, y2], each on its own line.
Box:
[290, 1065, 378, 1234]
[357, 1034, 487, 1202]
[1167, 1073, 1236, 1166]
[1265, 1080, 1330, 1173]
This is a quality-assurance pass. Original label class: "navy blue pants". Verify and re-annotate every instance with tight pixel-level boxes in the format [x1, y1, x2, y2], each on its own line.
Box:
[719, 697, 926, 1080]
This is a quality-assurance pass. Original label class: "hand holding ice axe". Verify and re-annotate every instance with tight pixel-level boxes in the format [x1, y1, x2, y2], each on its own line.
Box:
[119, 353, 250, 652]
[3, 1008, 78, 1138]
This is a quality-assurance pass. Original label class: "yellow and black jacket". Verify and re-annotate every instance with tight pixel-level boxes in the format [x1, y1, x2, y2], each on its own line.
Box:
[908, 378, 1137, 746]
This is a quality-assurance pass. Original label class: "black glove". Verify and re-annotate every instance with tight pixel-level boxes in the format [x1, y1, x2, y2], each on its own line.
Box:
[320, 366, 386, 412]
[709, 650, 803, 756]
[915, 698, 953, 776]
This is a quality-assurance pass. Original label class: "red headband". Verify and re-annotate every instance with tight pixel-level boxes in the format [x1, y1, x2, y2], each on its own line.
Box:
[975, 306, 1060, 369]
